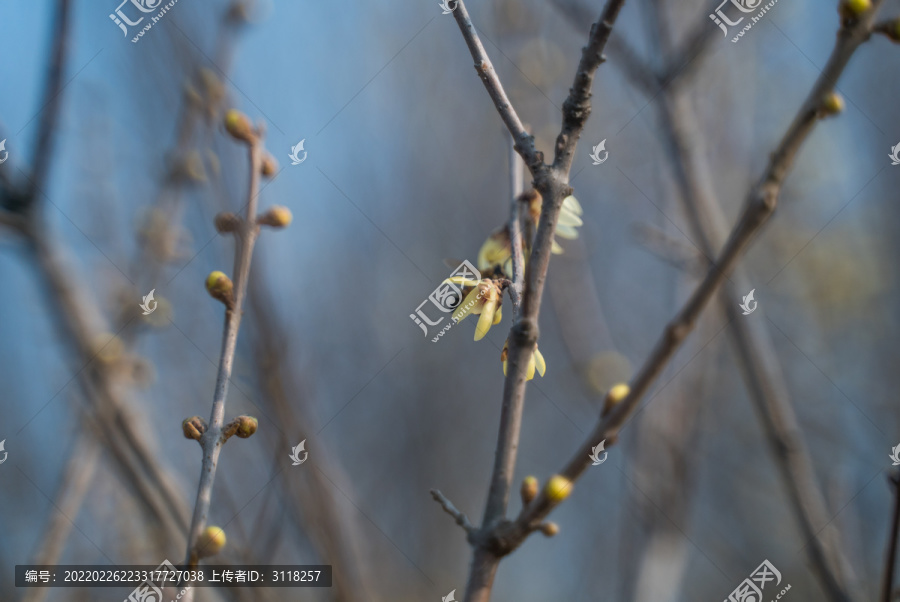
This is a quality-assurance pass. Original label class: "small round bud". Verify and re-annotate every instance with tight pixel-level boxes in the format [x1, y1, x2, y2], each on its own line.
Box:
[235, 415, 258, 438]
[602, 383, 630, 417]
[521, 476, 539, 505]
[539, 522, 560, 537]
[196, 526, 226, 558]
[206, 271, 234, 307]
[261, 153, 278, 177]
[820, 92, 844, 117]
[840, 0, 871, 18]
[257, 206, 292, 229]
[182, 416, 207, 440]
[224, 109, 254, 143]
[214, 212, 241, 233]
[545, 475, 573, 503]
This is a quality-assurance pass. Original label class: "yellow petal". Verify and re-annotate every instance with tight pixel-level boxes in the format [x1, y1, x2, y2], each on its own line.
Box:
[534, 347, 546, 377]
[452, 287, 481, 323]
[551, 239, 564, 254]
[446, 276, 480, 288]
[502, 359, 507, 376]
[475, 299, 497, 340]
[492, 304, 503, 325]
[555, 224, 580, 240]
[525, 352, 536, 380]
[562, 194, 583, 216]
[557, 207, 584, 228]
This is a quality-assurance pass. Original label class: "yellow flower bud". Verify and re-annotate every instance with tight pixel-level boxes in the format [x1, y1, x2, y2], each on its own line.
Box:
[602, 383, 630, 417]
[206, 271, 234, 307]
[224, 109, 254, 143]
[545, 475, 573, 503]
[257, 206, 293, 229]
[521, 476, 539, 504]
[182, 416, 207, 441]
[821, 92, 844, 116]
[840, 0, 871, 18]
[196, 526, 226, 558]
[539, 522, 560, 537]
[235, 415, 258, 438]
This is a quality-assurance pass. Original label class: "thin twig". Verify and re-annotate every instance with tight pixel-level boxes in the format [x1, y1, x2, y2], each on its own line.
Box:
[507, 133, 525, 313]
[451, 2, 540, 170]
[182, 134, 264, 571]
[431, 489, 476, 533]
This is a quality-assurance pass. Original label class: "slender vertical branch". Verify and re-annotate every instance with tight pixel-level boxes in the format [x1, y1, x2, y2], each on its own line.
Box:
[446, 2, 628, 601]
[185, 116, 278, 576]
[507, 134, 525, 313]
[882, 471, 900, 602]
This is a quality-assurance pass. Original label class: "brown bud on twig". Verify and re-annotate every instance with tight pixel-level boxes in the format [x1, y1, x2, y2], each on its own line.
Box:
[206, 271, 235, 309]
[539, 522, 560, 537]
[214, 212, 241, 234]
[223, 415, 259, 441]
[520, 475, 539, 505]
[182, 416, 207, 441]
[224, 109, 255, 143]
[257, 206, 293, 229]
[261, 153, 278, 177]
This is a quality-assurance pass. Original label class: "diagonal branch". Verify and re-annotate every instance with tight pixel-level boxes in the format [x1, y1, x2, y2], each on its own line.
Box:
[498, 0, 886, 556]
[451, 2, 541, 170]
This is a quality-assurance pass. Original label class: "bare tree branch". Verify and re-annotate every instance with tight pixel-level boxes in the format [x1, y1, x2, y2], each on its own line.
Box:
[182, 129, 266, 573]
[499, 0, 886, 555]
[446, 1, 628, 600]
[451, 2, 540, 169]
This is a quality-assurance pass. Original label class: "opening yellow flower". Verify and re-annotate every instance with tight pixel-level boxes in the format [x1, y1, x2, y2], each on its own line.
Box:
[500, 339, 546, 380]
[451, 279, 503, 341]
[525, 190, 583, 254]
